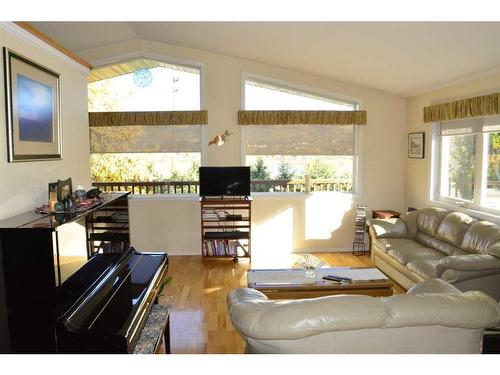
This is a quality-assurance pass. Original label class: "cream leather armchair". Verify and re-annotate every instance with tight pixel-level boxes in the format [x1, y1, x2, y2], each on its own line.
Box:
[227, 279, 500, 354]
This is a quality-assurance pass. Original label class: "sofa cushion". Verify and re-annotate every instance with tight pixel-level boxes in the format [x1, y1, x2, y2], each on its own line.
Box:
[488, 242, 500, 259]
[416, 207, 449, 237]
[415, 232, 468, 256]
[461, 221, 500, 254]
[375, 238, 424, 254]
[382, 291, 500, 329]
[436, 212, 474, 247]
[387, 247, 445, 266]
[400, 210, 418, 239]
[407, 259, 443, 279]
[369, 218, 408, 239]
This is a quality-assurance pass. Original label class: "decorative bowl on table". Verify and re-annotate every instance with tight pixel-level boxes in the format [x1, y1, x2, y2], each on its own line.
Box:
[74, 187, 87, 201]
[294, 254, 325, 278]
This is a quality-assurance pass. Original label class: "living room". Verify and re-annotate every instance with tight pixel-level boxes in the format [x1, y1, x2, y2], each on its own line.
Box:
[1, 0, 500, 372]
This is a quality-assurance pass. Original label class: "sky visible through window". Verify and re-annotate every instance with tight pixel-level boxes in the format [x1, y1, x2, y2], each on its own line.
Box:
[88, 66, 200, 112]
[245, 80, 355, 111]
[89, 62, 201, 184]
[244, 79, 356, 192]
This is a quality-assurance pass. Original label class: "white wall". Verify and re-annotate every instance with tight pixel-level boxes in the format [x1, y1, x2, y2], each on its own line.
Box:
[0, 24, 90, 220]
[80, 38, 407, 255]
[406, 72, 500, 218]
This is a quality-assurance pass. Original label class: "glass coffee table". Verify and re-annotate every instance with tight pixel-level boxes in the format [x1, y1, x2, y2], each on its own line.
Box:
[247, 267, 393, 299]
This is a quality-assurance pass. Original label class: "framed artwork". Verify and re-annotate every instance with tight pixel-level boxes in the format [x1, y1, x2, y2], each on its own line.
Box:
[3, 48, 61, 162]
[408, 132, 425, 159]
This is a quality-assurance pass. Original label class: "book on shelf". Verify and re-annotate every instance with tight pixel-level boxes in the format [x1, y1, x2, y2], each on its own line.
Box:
[203, 215, 219, 220]
[203, 239, 240, 256]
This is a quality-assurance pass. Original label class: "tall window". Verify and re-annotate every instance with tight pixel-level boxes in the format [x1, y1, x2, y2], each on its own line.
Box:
[434, 116, 500, 212]
[88, 58, 202, 192]
[243, 78, 359, 193]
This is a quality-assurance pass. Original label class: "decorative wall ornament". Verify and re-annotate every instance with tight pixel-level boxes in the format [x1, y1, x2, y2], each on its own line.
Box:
[208, 129, 233, 146]
[3, 48, 61, 162]
[133, 68, 153, 88]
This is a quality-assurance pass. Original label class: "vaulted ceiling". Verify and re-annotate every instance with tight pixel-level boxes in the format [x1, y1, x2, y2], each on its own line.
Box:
[31, 21, 500, 97]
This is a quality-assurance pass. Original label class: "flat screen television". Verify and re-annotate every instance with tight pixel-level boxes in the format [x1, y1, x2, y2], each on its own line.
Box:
[199, 166, 251, 197]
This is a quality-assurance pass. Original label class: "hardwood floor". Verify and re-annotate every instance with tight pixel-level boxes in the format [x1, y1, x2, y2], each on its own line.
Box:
[159, 252, 405, 354]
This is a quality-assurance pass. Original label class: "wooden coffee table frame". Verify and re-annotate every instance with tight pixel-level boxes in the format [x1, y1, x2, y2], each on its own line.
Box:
[248, 269, 393, 299]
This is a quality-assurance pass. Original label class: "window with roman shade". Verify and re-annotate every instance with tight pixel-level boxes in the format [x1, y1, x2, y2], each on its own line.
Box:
[240, 77, 365, 193]
[87, 58, 205, 193]
[426, 93, 500, 212]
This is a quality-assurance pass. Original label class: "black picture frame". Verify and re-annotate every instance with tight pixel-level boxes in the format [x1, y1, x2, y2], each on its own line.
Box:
[3, 47, 61, 162]
[408, 132, 425, 159]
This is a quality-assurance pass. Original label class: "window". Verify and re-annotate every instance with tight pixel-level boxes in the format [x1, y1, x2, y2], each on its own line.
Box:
[88, 58, 203, 193]
[243, 77, 359, 193]
[434, 116, 500, 213]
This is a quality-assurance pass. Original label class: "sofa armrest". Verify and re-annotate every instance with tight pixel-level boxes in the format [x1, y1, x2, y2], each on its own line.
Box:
[368, 218, 408, 239]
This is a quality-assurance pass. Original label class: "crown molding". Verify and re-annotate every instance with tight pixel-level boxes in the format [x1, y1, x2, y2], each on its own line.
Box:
[0, 22, 91, 73]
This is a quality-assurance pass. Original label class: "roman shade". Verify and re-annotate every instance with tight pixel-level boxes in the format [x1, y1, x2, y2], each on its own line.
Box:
[245, 124, 354, 155]
[238, 110, 367, 125]
[424, 93, 500, 123]
[89, 110, 206, 154]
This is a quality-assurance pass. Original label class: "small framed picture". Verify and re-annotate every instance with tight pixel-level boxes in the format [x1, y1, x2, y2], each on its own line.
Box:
[408, 132, 425, 159]
[57, 178, 72, 202]
[3, 48, 61, 162]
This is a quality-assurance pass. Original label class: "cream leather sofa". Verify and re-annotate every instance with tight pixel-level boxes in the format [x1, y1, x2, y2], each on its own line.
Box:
[369, 207, 500, 300]
[227, 279, 500, 354]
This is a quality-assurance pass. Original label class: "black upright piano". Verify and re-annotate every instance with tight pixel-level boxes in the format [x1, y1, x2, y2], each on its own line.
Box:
[0, 192, 168, 353]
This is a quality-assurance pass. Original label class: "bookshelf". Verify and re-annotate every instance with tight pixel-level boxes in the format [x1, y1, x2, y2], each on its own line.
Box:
[85, 192, 130, 256]
[200, 197, 252, 261]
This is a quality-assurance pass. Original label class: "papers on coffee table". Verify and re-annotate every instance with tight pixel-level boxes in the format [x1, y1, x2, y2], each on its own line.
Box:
[247, 267, 388, 285]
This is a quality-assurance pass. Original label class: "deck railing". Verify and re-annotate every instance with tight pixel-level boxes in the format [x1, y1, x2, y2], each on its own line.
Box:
[92, 178, 353, 195]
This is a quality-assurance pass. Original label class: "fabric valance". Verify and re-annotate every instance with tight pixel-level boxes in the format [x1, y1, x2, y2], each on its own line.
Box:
[89, 110, 208, 127]
[238, 110, 367, 125]
[423, 93, 500, 123]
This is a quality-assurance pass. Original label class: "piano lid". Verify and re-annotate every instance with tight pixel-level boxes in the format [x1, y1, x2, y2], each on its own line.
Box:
[60, 248, 167, 340]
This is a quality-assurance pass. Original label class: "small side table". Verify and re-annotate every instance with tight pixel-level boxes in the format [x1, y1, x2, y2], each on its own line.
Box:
[372, 210, 401, 219]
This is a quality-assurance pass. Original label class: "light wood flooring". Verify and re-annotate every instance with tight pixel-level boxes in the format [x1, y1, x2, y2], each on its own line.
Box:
[158, 252, 405, 354]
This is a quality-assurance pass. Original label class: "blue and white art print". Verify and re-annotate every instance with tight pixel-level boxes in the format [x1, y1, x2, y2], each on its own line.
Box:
[4, 48, 61, 162]
[17, 75, 54, 143]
